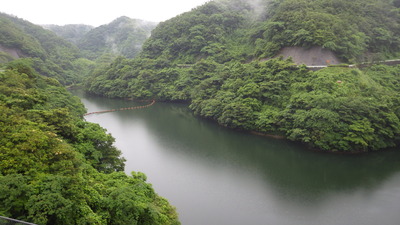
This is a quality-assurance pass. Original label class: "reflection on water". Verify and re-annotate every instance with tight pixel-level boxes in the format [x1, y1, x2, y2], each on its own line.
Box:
[74, 90, 400, 225]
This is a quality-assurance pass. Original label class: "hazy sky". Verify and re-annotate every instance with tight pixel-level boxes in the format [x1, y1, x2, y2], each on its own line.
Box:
[2, 0, 211, 26]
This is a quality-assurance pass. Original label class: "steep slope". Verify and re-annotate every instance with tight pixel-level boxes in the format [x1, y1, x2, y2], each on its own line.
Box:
[141, 0, 255, 63]
[141, 0, 400, 64]
[78, 16, 157, 59]
[85, 0, 400, 152]
[252, 0, 400, 62]
[0, 13, 91, 84]
[0, 59, 180, 224]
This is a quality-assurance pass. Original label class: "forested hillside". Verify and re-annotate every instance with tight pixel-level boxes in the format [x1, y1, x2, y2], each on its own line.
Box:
[140, 0, 400, 63]
[86, 0, 400, 152]
[0, 60, 179, 224]
[140, 0, 254, 63]
[77, 17, 157, 59]
[253, 0, 400, 61]
[0, 13, 93, 85]
[1, 0, 400, 223]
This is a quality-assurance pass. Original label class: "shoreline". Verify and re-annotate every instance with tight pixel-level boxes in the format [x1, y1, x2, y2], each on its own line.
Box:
[250, 131, 286, 140]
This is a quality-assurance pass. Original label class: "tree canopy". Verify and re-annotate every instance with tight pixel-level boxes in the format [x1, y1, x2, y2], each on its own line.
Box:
[2, 0, 400, 222]
[85, 0, 400, 152]
[0, 60, 180, 224]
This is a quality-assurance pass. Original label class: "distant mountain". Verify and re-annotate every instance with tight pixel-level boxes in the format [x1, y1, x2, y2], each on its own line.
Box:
[0, 13, 157, 83]
[0, 12, 88, 84]
[42, 24, 94, 44]
[77, 16, 157, 59]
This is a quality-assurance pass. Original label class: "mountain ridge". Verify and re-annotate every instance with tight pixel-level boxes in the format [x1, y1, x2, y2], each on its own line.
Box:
[85, 0, 400, 152]
[42, 24, 94, 44]
[77, 16, 157, 59]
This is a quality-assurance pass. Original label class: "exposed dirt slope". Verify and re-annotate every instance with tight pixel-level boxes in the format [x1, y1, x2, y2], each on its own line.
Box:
[0, 44, 24, 59]
[277, 46, 342, 66]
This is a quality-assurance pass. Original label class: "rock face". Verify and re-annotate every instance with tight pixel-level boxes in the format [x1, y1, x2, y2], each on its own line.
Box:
[0, 44, 24, 59]
[277, 46, 342, 66]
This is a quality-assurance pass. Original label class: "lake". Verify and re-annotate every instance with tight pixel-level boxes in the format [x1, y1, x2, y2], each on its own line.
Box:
[74, 90, 400, 225]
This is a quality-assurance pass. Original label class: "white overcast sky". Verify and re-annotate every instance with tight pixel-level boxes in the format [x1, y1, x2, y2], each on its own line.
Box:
[2, 0, 211, 26]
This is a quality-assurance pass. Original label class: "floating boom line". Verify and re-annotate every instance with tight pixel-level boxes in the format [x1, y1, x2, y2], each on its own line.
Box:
[84, 100, 155, 116]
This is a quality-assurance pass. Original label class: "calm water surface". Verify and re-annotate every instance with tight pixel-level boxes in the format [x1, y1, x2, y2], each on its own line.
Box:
[74, 90, 400, 225]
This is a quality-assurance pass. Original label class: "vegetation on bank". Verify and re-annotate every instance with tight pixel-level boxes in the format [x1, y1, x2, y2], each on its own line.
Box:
[85, 56, 400, 152]
[0, 60, 180, 224]
[1, 0, 400, 223]
[86, 0, 400, 152]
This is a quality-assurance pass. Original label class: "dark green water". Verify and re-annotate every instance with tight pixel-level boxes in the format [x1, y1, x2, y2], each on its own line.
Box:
[74, 90, 400, 225]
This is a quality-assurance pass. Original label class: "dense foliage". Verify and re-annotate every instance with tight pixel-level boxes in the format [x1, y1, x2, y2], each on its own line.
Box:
[140, 0, 400, 63]
[141, 0, 254, 63]
[253, 0, 400, 61]
[86, 0, 400, 152]
[0, 60, 180, 224]
[86, 55, 400, 151]
[0, 13, 93, 85]
[190, 60, 400, 151]
[1, 0, 400, 222]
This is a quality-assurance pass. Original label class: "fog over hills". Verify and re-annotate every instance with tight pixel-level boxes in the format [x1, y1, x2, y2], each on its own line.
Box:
[42, 24, 94, 44]
[77, 16, 157, 59]
[42, 16, 157, 59]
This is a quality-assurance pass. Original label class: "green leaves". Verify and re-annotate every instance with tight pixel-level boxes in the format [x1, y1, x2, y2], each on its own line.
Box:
[84, 0, 400, 154]
[253, 0, 398, 61]
[344, 119, 375, 149]
[188, 59, 400, 152]
[0, 63, 180, 224]
[0, 13, 87, 85]
[74, 122, 125, 173]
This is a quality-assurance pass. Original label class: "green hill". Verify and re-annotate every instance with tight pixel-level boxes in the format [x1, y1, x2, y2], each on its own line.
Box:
[140, 0, 400, 63]
[0, 13, 92, 85]
[253, 0, 400, 61]
[0, 59, 180, 225]
[77, 16, 157, 59]
[86, 0, 400, 152]
[0, 14, 181, 223]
